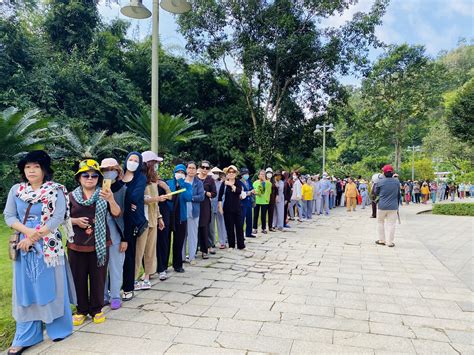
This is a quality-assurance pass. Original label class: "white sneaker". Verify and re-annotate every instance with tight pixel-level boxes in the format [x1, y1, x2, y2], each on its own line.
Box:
[190, 260, 196, 265]
[159, 272, 167, 281]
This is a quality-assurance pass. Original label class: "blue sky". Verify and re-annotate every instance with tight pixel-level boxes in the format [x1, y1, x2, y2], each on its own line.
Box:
[99, 0, 473, 85]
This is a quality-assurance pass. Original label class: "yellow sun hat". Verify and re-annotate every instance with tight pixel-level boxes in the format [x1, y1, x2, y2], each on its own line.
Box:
[76, 159, 102, 175]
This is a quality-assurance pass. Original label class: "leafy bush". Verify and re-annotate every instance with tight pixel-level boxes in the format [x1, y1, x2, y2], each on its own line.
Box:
[432, 203, 474, 216]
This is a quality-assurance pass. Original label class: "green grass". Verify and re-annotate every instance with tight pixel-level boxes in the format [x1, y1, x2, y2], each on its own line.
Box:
[432, 202, 474, 216]
[0, 216, 14, 350]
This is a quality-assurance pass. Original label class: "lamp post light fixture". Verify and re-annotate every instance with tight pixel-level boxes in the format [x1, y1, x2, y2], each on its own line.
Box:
[314, 123, 335, 174]
[120, 0, 191, 153]
[407, 145, 421, 181]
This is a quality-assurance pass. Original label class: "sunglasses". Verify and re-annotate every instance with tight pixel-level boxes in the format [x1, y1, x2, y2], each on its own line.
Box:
[201, 166, 210, 170]
[81, 173, 99, 179]
[227, 170, 236, 174]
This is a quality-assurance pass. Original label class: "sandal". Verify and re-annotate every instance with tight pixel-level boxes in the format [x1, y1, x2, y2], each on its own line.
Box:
[202, 253, 209, 259]
[93, 312, 106, 324]
[8, 346, 31, 355]
[375, 240, 385, 245]
[73, 313, 87, 326]
[122, 291, 134, 301]
[387, 243, 395, 247]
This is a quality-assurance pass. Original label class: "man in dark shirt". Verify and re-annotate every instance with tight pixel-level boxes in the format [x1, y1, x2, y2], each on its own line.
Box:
[374, 165, 400, 248]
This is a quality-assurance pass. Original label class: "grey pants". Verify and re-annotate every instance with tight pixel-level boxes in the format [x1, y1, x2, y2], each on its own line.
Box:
[210, 212, 227, 246]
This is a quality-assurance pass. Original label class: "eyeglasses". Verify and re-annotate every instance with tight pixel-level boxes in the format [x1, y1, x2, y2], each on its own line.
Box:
[201, 166, 210, 170]
[81, 173, 99, 179]
[227, 170, 236, 174]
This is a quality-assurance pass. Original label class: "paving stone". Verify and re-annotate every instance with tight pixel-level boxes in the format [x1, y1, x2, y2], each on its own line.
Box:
[173, 327, 220, 346]
[203, 306, 239, 319]
[409, 326, 451, 342]
[290, 340, 375, 354]
[445, 329, 474, 345]
[333, 331, 416, 353]
[165, 343, 244, 354]
[190, 317, 219, 331]
[298, 314, 370, 333]
[78, 319, 154, 338]
[234, 309, 281, 322]
[336, 307, 370, 321]
[215, 332, 293, 354]
[369, 322, 415, 338]
[216, 318, 263, 335]
[410, 339, 460, 354]
[259, 323, 333, 342]
[142, 324, 181, 342]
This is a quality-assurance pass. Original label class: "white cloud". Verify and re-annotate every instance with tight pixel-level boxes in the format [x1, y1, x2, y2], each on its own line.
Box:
[320, 0, 375, 28]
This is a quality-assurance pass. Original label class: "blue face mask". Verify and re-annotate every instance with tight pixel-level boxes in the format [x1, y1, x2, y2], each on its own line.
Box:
[243, 174, 249, 180]
[103, 171, 118, 181]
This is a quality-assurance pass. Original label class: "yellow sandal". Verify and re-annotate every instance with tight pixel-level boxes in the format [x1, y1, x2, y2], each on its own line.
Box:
[72, 314, 86, 326]
[93, 312, 106, 324]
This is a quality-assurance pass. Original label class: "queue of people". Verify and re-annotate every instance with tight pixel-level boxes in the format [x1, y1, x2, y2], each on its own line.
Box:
[3, 148, 464, 354]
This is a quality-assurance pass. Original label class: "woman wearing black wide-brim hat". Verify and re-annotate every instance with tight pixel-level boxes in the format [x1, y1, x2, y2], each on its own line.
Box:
[3, 150, 77, 355]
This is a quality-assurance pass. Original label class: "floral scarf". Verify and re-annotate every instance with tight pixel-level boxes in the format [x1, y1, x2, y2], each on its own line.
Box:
[17, 181, 74, 267]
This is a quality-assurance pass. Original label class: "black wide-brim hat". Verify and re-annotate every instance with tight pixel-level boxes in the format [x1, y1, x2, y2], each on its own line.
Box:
[18, 150, 54, 175]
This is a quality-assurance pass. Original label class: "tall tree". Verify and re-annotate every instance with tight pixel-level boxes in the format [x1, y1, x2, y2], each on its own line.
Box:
[177, 0, 388, 161]
[360, 44, 445, 171]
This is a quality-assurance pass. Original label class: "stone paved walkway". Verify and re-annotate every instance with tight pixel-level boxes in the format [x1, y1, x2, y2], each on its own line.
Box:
[26, 204, 473, 354]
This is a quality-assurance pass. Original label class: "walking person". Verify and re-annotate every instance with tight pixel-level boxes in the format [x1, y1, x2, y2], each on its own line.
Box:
[210, 167, 228, 248]
[289, 172, 303, 221]
[100, 158, 127, 310]
[197, 160, 217, 258]
[121, 152, 147, 302]
[69, 159, 121, 325]
[134, 151, 165, 291]
[375, 165, 401, 248]
[345, 177, 359, 212]
[240, 168, 256, 238]
[252, 169, 272, 233]
[4, 151, 76, 354]
[272, 171, 285, 231]
[166, 164, 193, 273]
[218, 166, 245, 250]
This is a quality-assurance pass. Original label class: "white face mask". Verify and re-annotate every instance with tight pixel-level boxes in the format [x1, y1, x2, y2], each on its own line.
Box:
[127, 161, 139, 172]
[293, 175, 297, 180]
[266, 173, 273, 179]
[175, 172, 185, 180]
[103, 171, 118, 181]
[211, 174, 219, 180]
[154, 164, 159, 172]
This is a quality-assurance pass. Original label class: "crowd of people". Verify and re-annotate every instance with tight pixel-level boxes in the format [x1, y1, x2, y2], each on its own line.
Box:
[3, 149, 470, 354]
[400, 180, 472, 205]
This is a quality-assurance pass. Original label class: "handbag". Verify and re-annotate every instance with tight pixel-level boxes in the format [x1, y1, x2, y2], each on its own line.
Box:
[8, 203, 33, 261]
[132, 219, 148, 238]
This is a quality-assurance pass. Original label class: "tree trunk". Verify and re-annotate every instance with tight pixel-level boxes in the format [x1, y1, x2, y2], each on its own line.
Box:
[394, 139, 401, 172]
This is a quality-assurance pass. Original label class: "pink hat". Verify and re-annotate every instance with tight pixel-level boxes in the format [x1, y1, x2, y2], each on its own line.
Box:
[142, 151, 163, 163]
[100, 158, 119, 169]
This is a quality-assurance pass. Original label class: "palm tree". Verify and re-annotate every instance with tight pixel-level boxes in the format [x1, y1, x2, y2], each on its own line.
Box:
[126, 109, 206, 155]
[51, 123, 146, 160]
[274, 152, 305, 173]
[0, 107, 49, 161]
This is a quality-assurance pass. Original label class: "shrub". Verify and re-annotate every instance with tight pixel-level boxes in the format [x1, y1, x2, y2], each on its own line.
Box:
[432, 203, 474, 217]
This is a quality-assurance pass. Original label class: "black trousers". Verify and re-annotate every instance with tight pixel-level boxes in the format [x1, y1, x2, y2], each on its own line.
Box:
[172, 221, 187, 270]
[156, 212, 170, 273]
[336, 192, 342, 206]
[224, 210, 245, 249]
[268, 202, 275, 229]
[253, 204, 268, 230]
[198, 225, 209, 253]
[122, 236, 137, 292]
[284, 201, 289, 224]
[371, 201, 377, 218]
[69, 249, 108, 316]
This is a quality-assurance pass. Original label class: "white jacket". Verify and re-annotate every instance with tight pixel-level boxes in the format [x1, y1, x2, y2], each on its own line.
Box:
[291, 179, 302, 200]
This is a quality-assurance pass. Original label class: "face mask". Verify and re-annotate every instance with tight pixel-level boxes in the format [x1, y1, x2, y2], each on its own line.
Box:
[154, 164, 159, 172]
[266, 173, 273, 179]
[293, 175, 297, 180]
[243, 174, 249, 180]
[127, 161, 139, 172]
[103, 171, 118, 181]
[175, 172, 185, 180]
[212, 174, 219, 180]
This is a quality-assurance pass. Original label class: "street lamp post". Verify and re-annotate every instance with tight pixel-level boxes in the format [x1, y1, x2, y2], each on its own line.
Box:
[314, 123, 335, 173]
[121, 0, 191, 154]
[407, 145, 421, 180]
